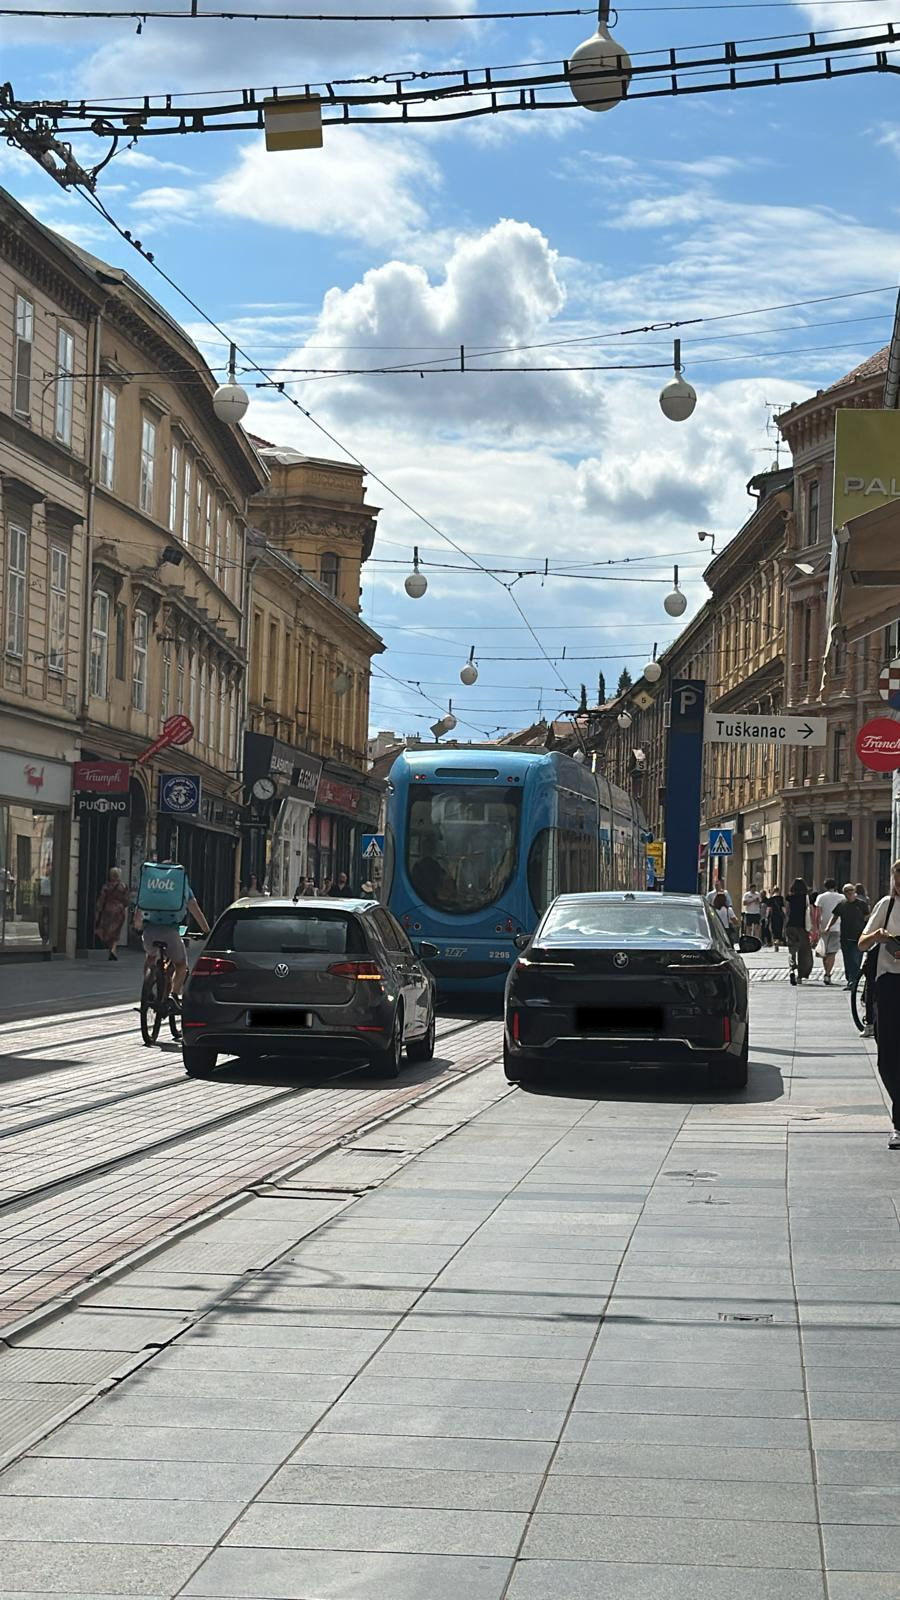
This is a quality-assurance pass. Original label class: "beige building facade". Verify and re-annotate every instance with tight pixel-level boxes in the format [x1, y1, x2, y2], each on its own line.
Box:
[242, 446, 384, 896]
[0, 191, 99, 955]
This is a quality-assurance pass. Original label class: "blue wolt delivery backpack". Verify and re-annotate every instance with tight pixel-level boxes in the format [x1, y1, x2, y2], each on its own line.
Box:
[137, 862, 188, 926]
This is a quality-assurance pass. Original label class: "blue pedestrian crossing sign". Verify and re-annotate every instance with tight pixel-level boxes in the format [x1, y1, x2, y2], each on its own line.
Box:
[709, 829, 733, 857]
[362, 834, 384, 860]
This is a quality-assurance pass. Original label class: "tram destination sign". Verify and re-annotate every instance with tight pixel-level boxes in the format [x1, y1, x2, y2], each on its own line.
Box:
[704, 713, 826, 748]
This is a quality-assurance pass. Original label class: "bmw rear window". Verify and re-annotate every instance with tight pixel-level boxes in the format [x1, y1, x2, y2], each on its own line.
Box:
[541, 900, 708, 942]
[210, 909, 367, 955]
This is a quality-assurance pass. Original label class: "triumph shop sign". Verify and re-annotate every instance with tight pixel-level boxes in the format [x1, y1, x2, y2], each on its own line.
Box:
[73, 759, 131, 818]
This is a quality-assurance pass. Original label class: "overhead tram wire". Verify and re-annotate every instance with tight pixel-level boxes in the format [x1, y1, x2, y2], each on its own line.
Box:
[40, 174, 578, 706]
[4, 1, 897, 20]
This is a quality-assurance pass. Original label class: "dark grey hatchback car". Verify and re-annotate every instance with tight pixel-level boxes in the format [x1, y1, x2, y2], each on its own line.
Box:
[181, 897, 436, 1077]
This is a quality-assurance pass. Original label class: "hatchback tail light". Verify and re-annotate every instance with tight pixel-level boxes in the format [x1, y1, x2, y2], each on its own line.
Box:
[192, 956, 236, 976]
[327, 960, 384, 981]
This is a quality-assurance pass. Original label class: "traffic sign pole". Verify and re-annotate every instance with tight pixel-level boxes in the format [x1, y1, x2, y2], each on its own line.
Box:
[665, 679, 705, 894]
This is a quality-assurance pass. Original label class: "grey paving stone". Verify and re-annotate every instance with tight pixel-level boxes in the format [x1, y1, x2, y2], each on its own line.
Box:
[150, 1344, 364, 1377]
[182, 1324, 385, 1354]
[10, 1311, 192, 1352]
[181, 1547, 512, 1598]
[506, 1559, 826, 1600]
[818, 1487, 900, 1525]
[563, 1410, 810, 1449]
[553, 1441, 814, 1483]
[581, 1358, 804, 1389]
[0, 1542, 205, 1596]
[0, 1456, 274, 1501]
[536, 1474, 818, 1523]
[86, 1392, 329, 1432]
[116, 1367, 347, 1404]
[344, 1376, 575, 1410]
[824, 1525, 900, 1571]
[362, 1352, 585, 1383]
[227, 1502, 527, 1556]
[0, 1496, 242, 1546]
[388, 1325, 595, 1357]
[812, 1421, 900, 1450]
[319, 1401, 566, 1441]
[573, 1384, 807, 1419]
[828, 1578, 900, 1599]
[810, 1392, 900, 1420]
[289, 1431, 555, 1474]
[522, 1511, 822, 1568]
[32, 1423, 298, 1463]
[261, 1464, 542, 1511]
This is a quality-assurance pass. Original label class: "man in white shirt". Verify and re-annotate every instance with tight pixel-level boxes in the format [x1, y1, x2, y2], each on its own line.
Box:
[741, 883, 762, 938]
[813, 877, 844, 986]
[706, 881, 732, 910]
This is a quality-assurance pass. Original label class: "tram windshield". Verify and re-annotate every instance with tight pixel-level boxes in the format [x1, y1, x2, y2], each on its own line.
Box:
[406, 783, 522, 914]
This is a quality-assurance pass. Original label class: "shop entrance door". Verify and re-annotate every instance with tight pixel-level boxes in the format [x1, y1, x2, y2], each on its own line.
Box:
[0, 804, 58, 952]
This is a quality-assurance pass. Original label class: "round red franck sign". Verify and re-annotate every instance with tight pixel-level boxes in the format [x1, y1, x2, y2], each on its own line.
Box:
[856, 717, 900, 772]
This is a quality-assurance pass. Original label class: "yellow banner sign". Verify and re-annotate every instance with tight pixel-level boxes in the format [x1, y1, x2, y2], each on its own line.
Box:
[833, 409, 900, 531]
[646, 841, 664, 862]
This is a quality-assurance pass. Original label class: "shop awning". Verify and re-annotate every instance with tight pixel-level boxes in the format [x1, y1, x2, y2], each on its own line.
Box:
[826, 498, 900, 646]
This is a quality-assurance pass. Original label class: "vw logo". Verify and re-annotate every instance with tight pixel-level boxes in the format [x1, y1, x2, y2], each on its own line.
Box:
[613, 951, 629, 969]
[274, 963, 290, 979]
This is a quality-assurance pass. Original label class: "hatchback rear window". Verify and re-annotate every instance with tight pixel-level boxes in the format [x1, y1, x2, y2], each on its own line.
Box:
[541, 899, 708, 942]
[211, 909, 367, 955]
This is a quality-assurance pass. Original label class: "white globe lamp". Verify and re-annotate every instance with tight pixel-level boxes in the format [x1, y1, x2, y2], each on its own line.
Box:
[644, 658, 662, 683]
[213, 342, 250, 425]
[659, 337, 697, 422]
[617, 710, 633, 730]
[664, 566, 688, 617]
[460, 647, 478, 686]
[568, 6, 632, 112]
[405, 546, 428, 599]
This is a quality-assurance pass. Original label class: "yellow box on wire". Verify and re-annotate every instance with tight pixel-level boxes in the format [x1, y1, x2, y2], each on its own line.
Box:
[263, 96, 324, 152]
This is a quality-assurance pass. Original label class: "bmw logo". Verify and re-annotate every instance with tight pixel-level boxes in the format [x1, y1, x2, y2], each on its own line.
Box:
[274, 963, 290, 979]
[613, 951, 629, 969]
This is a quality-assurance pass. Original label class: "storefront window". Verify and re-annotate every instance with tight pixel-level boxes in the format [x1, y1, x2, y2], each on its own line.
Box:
[0, 805, 57, 951]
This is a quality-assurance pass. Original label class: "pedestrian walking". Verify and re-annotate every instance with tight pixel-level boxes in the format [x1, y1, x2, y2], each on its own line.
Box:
[741, 882, 763, 940]
[786, 877, 814, 985]
[94, 866, 130, 961]
[823, 884, 868, 991]
[858, 860, 900, 1149]
[767, 885, 786, 952]
[855, 882, 871, 917]
[244, 873, 266, 898]
[712, 890, 739, 945]
[813, 877, 844, 986]
[325, 870, 350, 897]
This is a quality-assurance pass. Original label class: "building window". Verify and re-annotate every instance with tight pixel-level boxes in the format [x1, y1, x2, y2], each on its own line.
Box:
[218, 670, 227, 754]
[807, 480, 820, 545]
[48, 545, 68, 675]
[801, 605, 813, 682]
[204, 490, 213, 569]
[195, 472, 203, 551]
[189, 651, 197, 723]
[162, 638, 171, 719]
[55, 326, 75, 445]
[132, 607, 149, 711]
[832, 728, 846, 784]
[177, 643, 185, 712]
[320, 551, 340, 597]
[139, 415, 157, 514]
[14, 295, 34, 416]
[801, 745, 810, 783]
[886, 619, 900, 661]
[99, 386, 117, 488]
[169, 441, 180, 532]
[89, 591, 109, 699]
[181, 457, 192, 543]
[214, 507, 224, 586]
[198, 659, 207, 745]
[833, 637, 847, 677]
[5, 524, 27, 659]
[224, 519, 233, 598]
[114, 603, 127, 680]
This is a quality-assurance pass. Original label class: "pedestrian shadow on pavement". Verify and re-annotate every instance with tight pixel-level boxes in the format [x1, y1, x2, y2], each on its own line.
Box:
[0, 1053, 80, 1084]
[518, 1059, 785, 1104]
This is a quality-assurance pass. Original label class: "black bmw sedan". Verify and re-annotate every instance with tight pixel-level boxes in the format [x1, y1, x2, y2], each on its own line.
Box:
[504, 891, 749, 1090]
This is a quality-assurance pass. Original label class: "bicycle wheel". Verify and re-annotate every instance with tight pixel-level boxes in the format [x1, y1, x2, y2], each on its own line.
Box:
[850, 969, 868, 1034]
[168, 992, 182, 1042]
[140, 967, 166, 1045]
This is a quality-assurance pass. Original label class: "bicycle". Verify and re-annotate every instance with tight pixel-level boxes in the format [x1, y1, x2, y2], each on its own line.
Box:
[139, 932, 204, 1046]
[850, 963, 876, 1037]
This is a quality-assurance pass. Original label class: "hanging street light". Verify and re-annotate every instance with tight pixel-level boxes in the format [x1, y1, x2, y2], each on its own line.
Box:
[212, 342, 250, 425]
[644, 642, 662, 683]
[664, 564, 688, 617]
[659, 338, 697, 422]
[568, 0, 633, 112]
[405, 546, 428, 599]
[460, 646, 478, 686]
[617, 709, 633, 730]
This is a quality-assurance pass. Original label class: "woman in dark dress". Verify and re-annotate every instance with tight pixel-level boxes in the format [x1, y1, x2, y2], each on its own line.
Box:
[785, 878, 813, 984]
[767, 885, 786, 952]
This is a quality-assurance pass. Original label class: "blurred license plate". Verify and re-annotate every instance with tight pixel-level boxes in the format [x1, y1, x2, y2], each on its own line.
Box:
[249, 1010, 312, 1028]
[575, 1007, 663, 1033]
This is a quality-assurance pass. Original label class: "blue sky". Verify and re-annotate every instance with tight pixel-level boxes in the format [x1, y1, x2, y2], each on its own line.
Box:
[2, 0, 899, 740]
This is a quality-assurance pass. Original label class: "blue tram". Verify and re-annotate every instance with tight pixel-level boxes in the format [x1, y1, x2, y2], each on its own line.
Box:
[384, 747, 648, 995]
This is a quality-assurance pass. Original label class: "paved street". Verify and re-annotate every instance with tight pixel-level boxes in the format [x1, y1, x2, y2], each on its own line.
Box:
[0, 956, 898, 1599]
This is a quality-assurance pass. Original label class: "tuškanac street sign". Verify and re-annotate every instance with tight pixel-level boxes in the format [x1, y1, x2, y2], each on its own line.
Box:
[704, 713, 826, 748]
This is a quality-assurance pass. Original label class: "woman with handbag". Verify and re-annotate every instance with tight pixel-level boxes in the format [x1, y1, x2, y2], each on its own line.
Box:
[785, 878, 814, 985]
[858, 861, 900, 1150]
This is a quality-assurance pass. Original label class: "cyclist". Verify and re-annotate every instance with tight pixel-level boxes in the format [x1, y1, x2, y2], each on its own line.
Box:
[134, 859, 210, 1005]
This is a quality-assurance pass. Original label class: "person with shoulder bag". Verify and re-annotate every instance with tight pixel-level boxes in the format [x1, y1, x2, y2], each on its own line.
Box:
[858, 860, 900, 1150]
[785, 877, 814, 985]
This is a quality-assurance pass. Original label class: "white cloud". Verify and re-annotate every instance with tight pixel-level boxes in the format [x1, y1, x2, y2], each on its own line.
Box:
[206, 132, 441, 248]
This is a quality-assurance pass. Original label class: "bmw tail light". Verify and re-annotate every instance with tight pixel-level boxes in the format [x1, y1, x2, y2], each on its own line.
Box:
[327, 960, 384, 982]
[723, 1015, 732, 1043]
[192, 956, 236, 976]
[511, 1010, 520, 1042]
